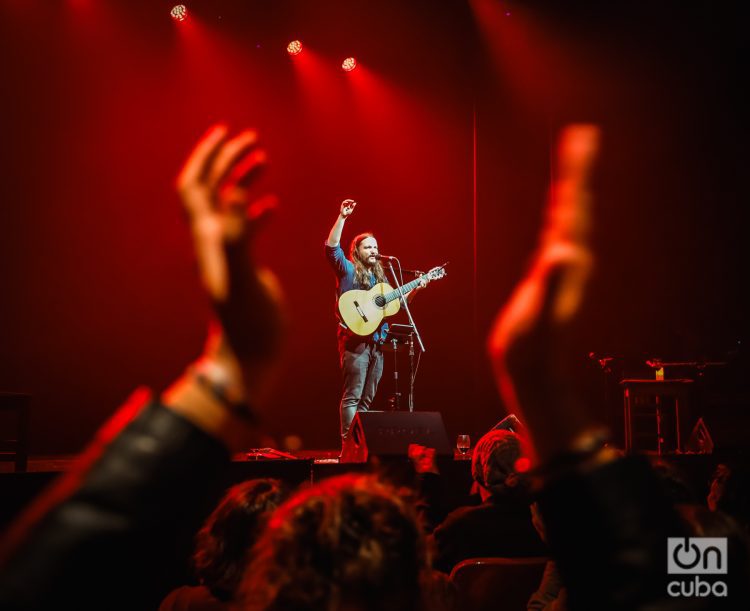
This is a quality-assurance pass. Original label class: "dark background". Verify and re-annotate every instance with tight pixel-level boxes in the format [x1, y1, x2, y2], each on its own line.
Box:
[1, 0, 747, 455]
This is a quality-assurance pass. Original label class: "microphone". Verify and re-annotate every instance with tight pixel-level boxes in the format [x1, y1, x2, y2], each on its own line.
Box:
[374, 254, 397, 260]
[589, 351, 615, 371]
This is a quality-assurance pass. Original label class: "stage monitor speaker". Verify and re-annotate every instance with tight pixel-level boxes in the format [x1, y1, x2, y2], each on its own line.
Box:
[340, 411, 452, 463]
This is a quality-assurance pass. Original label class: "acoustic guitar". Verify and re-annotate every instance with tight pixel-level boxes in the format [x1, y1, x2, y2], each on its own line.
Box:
[338, 265, 447, 336]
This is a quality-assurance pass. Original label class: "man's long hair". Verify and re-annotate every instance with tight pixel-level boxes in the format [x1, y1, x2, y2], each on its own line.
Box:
[349, 232, 386, 289]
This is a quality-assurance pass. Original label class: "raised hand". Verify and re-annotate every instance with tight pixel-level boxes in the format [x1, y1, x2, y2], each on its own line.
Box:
[176, 124, 277, 302]
[340, 198, 357, 217]
[487, 124, 601, 463]
[408, 443, 439, 475]
[164, 125, 286, 444]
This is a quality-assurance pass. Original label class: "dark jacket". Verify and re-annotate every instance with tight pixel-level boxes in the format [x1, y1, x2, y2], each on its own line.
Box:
[0, 401, 230, 611]
[430, 493, 547, 574]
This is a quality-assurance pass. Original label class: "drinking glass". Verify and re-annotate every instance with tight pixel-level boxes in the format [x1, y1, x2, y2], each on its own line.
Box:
[456, 434, 471, 457]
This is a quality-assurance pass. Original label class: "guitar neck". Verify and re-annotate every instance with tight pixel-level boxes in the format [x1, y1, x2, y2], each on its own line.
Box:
[384, 277, 423, 304]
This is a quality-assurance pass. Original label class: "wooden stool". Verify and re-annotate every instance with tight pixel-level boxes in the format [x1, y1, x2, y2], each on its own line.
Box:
[0, 392, 31, 472]
[620, 380, 692, 454]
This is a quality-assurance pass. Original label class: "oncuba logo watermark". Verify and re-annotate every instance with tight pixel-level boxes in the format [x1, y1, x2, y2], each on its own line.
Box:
[667, 537, 728, 598]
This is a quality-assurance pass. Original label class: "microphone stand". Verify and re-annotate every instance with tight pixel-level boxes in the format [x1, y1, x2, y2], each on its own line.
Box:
[384, 257, 425, 412]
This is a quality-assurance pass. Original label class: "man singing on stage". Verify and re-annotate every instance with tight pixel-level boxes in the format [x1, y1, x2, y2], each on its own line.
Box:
[325, 199, 425, 443]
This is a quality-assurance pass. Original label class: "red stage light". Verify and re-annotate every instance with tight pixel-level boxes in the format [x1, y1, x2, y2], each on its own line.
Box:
[341, 57, 357, 72]
[170, 5, 188, 22]
[287, 40, 303, 56]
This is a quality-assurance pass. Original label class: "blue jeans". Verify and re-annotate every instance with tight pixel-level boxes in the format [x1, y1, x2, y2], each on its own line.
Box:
[339, 341, 384, 440]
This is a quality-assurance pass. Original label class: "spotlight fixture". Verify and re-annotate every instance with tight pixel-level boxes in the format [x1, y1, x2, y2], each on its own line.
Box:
[170, 5, 188, 22]
[341, 57, 357, 72]
[287, 40, 303, 56]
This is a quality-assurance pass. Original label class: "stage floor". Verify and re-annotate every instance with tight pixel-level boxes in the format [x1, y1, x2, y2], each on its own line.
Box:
[1, 449, 474, 473]
[1, 451, 336, 474]
[0, 451, 476, 531]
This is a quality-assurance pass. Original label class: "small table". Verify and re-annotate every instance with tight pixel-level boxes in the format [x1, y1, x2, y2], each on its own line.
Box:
[620, 379, 693, 454]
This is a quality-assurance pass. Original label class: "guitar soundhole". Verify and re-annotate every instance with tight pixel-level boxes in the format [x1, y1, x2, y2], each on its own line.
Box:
[373, 295, 386, 308]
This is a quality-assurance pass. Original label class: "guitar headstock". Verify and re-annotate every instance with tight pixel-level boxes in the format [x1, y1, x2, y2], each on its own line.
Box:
[426, 265, 447, 281]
